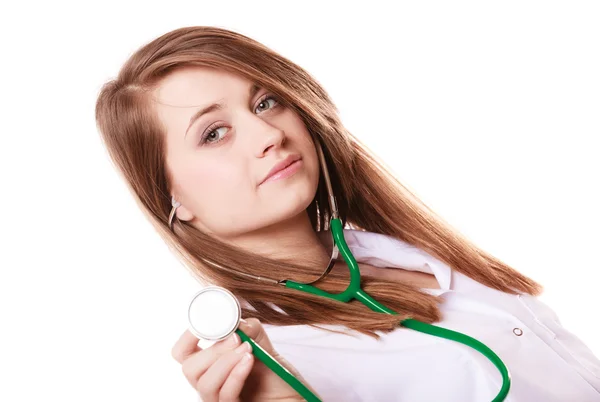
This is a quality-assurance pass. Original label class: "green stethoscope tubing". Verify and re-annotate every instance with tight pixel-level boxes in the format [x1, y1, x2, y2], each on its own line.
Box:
[235, 218, 511, 401]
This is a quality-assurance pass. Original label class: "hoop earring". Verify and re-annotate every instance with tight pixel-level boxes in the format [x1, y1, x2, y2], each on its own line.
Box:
[168, 196, 181, 231]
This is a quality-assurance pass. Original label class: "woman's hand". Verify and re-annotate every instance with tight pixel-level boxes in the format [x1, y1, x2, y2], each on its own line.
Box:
[172, 318, 313, 401]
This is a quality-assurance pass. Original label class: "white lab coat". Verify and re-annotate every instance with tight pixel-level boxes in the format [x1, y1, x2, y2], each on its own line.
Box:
[257, 229, 600, 401]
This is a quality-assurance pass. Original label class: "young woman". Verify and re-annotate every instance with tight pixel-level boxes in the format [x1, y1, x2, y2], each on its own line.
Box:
[95, 26, 600, 401]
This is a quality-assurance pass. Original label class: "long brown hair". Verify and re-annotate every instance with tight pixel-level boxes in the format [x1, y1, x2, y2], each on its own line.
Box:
[95, 26, 542, 338]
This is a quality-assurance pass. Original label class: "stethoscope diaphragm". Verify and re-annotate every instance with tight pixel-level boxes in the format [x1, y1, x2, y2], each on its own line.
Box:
[187, 286, 241, 341]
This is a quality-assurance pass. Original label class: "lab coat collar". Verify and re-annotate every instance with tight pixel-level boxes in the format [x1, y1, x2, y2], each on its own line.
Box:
[317, 228, 453, 294]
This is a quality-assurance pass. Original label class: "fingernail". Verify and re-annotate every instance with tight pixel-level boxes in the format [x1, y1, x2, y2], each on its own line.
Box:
[240, 352, 252, 365]
[228, 333, 240, 346]
[235, 341, 252, 354]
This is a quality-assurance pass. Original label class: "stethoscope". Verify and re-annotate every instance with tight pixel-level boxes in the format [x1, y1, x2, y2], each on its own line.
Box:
[185, 139, 511, 402]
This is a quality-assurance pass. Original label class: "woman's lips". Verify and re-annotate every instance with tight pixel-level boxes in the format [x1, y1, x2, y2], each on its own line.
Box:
[260, 159, 303, 185]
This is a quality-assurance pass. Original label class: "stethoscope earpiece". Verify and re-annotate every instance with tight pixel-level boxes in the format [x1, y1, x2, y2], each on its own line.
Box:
[171, 196, 181, 209]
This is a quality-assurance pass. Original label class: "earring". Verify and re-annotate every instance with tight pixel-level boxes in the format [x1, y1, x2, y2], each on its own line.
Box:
[168, 196, 181, 230]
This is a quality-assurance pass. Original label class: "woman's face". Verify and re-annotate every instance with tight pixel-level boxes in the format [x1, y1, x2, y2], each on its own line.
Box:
[153, 67, 320, 240]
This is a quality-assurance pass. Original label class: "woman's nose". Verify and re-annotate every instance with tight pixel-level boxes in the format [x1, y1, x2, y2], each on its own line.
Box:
[252, 124, 286, 158]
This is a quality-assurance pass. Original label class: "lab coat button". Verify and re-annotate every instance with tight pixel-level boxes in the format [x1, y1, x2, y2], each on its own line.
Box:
[513, 327, 523, 336]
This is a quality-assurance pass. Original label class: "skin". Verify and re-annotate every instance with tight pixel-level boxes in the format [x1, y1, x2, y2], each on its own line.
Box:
[153, 66, 331, 267]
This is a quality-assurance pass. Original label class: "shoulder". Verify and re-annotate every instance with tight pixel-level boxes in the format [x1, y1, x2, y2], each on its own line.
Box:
[517, 294, 600, 391]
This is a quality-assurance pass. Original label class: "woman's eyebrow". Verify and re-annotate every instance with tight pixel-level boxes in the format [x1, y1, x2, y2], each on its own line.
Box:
[184, 83, 261, 138]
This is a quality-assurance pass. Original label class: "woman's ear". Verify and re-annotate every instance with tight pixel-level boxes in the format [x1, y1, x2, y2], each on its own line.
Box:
[176, 206, 194, 222]
[172, 196, 194, 222]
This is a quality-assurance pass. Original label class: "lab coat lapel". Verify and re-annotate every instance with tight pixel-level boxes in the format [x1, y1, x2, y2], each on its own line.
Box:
[318, 229, 453, 292]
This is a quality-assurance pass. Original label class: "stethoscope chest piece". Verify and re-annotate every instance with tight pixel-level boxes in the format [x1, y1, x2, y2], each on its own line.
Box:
[187, 286, 241, 341]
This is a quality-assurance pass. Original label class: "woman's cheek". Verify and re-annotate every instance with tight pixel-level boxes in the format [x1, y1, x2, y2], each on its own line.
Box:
[191, 163, 248, 198]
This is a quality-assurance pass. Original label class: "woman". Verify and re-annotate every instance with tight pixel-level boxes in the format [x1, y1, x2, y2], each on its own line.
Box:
[95, 26, 600, 401]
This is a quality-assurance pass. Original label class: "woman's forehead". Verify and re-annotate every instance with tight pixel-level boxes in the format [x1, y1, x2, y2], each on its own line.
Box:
[153, 68, 252, 108]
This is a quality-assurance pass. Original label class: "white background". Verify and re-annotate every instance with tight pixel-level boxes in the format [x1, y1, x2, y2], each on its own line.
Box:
[1, 1, 598, 401]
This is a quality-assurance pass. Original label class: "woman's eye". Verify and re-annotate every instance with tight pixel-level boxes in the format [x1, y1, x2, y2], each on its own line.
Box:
[199, 95, 279, 146]
[201, 126, 228, 144]
[254, 96, 278, 114]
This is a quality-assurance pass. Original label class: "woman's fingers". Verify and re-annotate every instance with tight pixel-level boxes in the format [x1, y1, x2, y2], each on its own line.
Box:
[181, 332, 245, 388]
[237, 318, 277, 355]
[171, 329, 201, 364]
[219, 352, 255, 400]
[172, 319, 313, 401]
[196, 341, 254, 400]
